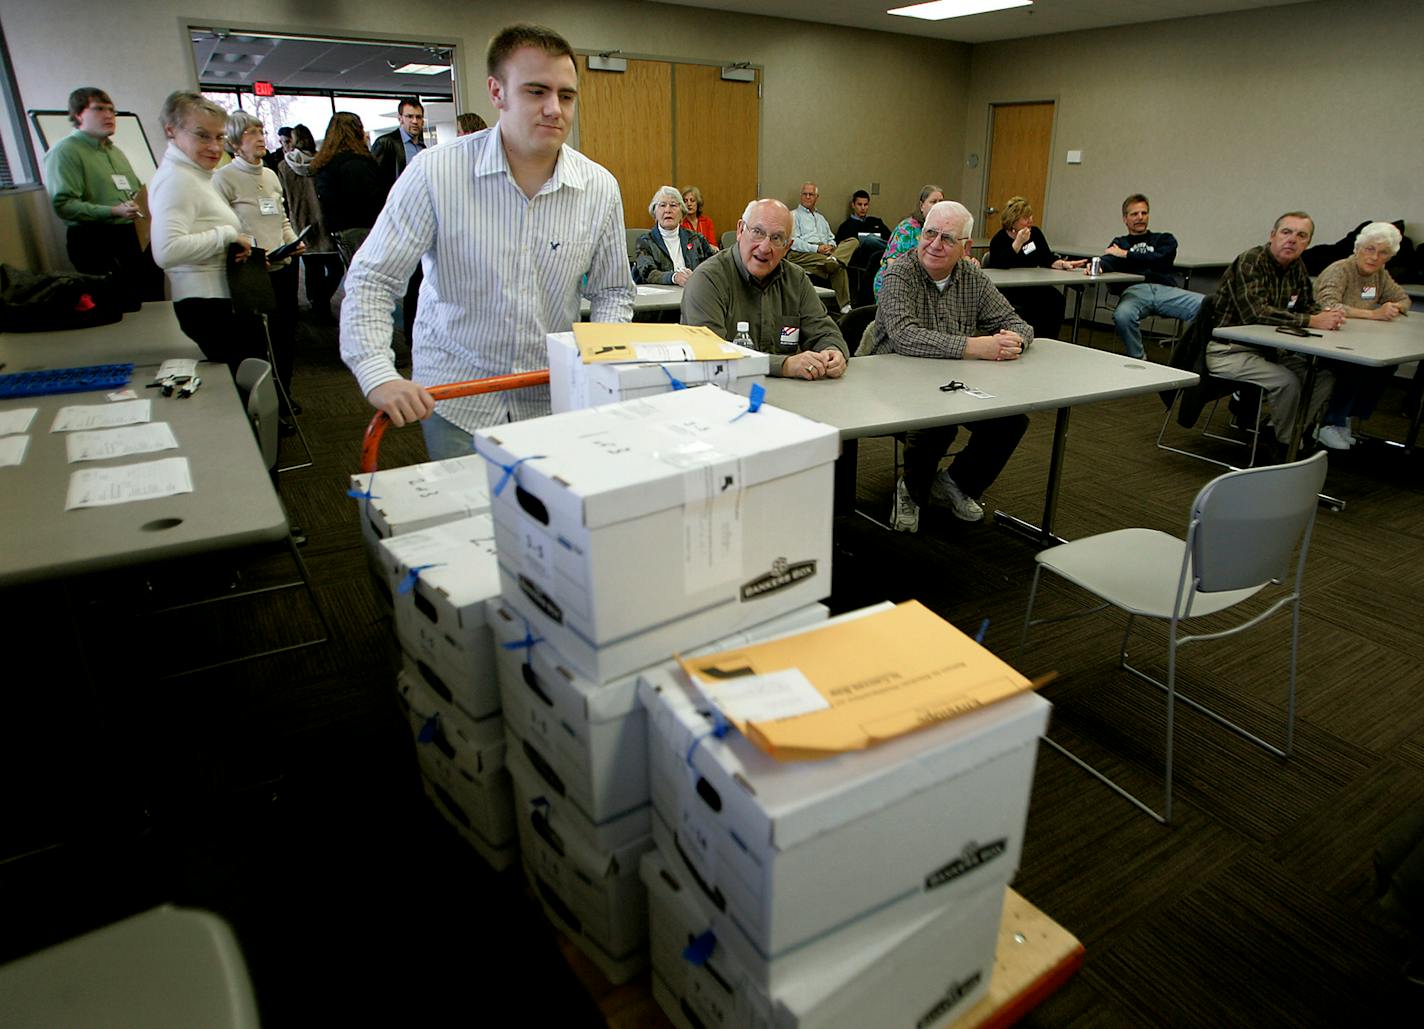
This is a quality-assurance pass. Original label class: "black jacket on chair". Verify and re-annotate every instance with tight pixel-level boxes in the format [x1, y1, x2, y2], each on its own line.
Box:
[1164, 293, 1222, 427]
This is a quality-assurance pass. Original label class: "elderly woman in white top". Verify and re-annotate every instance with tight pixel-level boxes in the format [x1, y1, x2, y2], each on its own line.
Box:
[633, 186, 715, 286]
[148, 91, 259, 372]
[1311, 221, 1413, 450]
[214, 110, 304, 401]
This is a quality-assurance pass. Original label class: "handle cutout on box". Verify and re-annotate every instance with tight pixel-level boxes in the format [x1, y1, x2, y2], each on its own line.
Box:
[521, 661, 554, 707]
[674, 832, 726, 911]
[523, 739, 565, 795]
[515, 484, 550, 525]
[695, 776, 723, 813]
[416, 660, 454, 705]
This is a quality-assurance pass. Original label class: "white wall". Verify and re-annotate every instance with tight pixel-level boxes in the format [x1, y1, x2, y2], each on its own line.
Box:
[960, 0, 1424, 256]
[1, 0, 970, 239]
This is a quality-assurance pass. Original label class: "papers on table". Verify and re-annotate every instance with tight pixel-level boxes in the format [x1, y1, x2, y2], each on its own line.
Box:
[154, 358, 199, 382]
[0, 435, 29, 467]
[65, 422, 179, 463]
[51, 399, 152, 432]
[0, 408, 38, 436]
[636, 284, 679, 296]
[65, 457, 194, 510]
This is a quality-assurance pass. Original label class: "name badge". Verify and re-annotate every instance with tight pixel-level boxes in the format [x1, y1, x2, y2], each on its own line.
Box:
[111, 174, 131, 192]
[780, 326, 801, 346]
[1362, 285, 1377, 301]
[1287, 294, 1298, 310]
[1022, 241, 1036, 255]
[258, 196, 280, 216]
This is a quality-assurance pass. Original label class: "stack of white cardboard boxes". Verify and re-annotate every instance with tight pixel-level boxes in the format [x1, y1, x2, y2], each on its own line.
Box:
[474, 383, 840, 984]
[350, 332, 1051, 1024]
[352, 457, 520, 869]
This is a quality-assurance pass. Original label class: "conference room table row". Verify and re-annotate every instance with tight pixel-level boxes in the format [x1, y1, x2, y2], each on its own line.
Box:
[0, 303, 285, 587]
[1213, 312, 1424, 460]
[579, 282, 835, 320]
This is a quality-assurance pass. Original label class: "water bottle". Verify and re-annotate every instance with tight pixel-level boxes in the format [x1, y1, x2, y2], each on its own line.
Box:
[732, 321, 754, 348]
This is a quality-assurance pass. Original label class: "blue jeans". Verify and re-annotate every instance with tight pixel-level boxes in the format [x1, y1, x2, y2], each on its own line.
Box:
[1113, 284, 1204, 358]
[419, 410, 476, 460]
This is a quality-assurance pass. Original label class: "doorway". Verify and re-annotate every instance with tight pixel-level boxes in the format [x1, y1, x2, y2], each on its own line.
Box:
[982, 101, 1054, 237]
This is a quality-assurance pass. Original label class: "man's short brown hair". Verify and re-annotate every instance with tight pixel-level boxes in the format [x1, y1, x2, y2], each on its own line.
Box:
[1272, 210, 1313, 234]
[67, 87, 112, 127]
[1121, 193, 1149, 216]
[487, 24, 576, 80]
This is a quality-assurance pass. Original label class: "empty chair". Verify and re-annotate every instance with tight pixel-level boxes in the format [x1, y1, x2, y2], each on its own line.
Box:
[1018, 450, 1328, 824]
[235, 357, 278, 470]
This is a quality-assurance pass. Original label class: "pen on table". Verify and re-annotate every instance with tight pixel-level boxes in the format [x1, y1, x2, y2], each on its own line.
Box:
[975, 617, 990, 644]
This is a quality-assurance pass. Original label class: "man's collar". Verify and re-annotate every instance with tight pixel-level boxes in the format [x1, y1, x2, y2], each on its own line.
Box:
[797, 204, 815, 215]
[399, 127, 423, 147]
[72, 130, 111, 150]
[472, 122, 585, 192]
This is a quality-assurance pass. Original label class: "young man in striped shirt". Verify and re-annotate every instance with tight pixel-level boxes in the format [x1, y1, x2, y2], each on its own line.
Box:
[340, 24, 634, 459]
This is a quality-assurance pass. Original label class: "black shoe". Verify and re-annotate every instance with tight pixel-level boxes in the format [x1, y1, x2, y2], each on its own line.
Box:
[279, 417, 297, 438]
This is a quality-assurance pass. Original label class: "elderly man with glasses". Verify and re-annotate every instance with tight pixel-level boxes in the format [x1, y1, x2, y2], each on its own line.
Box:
[681, 198, 849, 381]
[869, 200, 1031, 533]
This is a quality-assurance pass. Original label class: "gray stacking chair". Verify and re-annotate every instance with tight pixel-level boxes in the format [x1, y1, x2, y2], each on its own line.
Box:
[1018, 450, 1328, 824]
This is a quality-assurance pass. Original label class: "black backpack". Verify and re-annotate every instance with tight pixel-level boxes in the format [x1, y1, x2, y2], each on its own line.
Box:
[0, 264, 125, 333]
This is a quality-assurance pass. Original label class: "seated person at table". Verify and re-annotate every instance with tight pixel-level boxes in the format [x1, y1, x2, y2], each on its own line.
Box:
[984, 195, 1086, 341]
[787, 182, 858, 313]
[876, 184, 943, 298]
[870, 200, 1031, 532]
[1205, 211, 1344, 454]
[1311, 221, 1412, 450]
[1098, 193, 1203, 358]
[681, 198, 848, 381]
[835, 189, 891, 258]
[633, 186, 715, 286]
[680, 186, 717, 251]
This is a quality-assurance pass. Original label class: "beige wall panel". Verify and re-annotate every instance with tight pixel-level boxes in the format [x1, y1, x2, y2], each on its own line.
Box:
[960, 0, 1424, 257]
[673, 63, 759, 244]
[576, 57, 673, 229]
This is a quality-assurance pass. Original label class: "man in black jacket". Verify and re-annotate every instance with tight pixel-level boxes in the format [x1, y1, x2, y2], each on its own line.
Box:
[1097, 193, 1203, 358]
[371, 98, 426, 342]
[371, 98, 425, 186]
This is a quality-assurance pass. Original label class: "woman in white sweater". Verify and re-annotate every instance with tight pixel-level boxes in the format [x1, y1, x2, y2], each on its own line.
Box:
[148, 91, 258, 371]
[214, 110, 303, 402]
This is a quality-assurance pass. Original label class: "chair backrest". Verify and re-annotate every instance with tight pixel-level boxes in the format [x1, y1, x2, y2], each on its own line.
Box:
[330, 228, 370, 270]
[625, 228, 645, 262]
[1188, 450, 1327, 593]
[235, 358, 279, 471]
[720, 230, 737, 251]
[839, 304, 877, 355]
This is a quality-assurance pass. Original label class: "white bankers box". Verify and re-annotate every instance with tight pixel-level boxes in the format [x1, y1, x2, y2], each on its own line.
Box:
[546, 331, 768, 412]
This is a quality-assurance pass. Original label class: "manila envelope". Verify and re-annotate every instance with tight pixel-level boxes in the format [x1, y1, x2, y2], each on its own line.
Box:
[572, 322, 750, 364]
[679, 600, 1035, 761]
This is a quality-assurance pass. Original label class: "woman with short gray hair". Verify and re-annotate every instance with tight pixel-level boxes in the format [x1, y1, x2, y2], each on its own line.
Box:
[633, 185, 714, 286]
[1311, 221, 1412, 449]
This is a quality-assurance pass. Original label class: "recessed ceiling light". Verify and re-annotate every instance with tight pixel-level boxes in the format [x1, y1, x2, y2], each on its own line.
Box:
[888, 0, 1032, 21]
[393, 62, 449, 75]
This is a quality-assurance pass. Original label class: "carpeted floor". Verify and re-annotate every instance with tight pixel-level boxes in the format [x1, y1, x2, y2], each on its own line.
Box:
[3, 302, 1421, 1026]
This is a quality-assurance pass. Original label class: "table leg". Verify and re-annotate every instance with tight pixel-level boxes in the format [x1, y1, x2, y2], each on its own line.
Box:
[834, 437, 859, 515]
[994, 407, 1070, 547]
[1069, 287, 1085, 345]
[1403, 361, 1424, 452]
[1284, 355, 1346, 510]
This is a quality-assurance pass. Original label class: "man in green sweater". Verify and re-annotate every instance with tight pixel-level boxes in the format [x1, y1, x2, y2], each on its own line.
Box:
[43, 86, 163, 301]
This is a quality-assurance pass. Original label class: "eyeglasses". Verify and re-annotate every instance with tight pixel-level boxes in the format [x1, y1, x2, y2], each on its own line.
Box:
[921, 227, 970, 247]
[1359, 244, 1392, 257]
[181, 127, 227, 146]
[745, 225, 791, 250]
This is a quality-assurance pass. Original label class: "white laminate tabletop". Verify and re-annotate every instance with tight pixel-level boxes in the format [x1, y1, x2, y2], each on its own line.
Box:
[983, 268, 1142, 289]
[0, 363, 288, 587]
[0, 302, 202, 371]
[1212, 316, 1424, 367]
[763, 339, 1196, 440]
[1054, 244, 1233, 270]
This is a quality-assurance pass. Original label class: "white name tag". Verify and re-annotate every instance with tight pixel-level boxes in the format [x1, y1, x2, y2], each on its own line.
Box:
[1022, 241, 1036, 255]
[779, 326, 800, 346]
[1287, 294, 1299, 310]
[1362, 285, 1377, 301]
[258, 196, 280, 216]
[111, 174, 131, 192]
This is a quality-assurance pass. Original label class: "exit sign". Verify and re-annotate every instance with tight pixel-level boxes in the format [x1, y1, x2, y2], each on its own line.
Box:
[253, 80, 275, 97]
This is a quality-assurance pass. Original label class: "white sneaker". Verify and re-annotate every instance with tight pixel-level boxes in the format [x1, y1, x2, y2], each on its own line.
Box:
[890, 477, 920, 533]
[929, 470, 984, 522]
[840, 303, 853, 315]
[1341, 422, 1356, 445]
[1314, 424, 1351, 451]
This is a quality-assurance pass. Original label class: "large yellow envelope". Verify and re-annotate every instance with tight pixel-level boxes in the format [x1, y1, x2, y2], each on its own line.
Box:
[679, 600, 1036, 760]
[572, 322, 750, 363]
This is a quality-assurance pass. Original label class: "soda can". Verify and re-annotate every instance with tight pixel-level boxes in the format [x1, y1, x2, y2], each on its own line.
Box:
[1089, 256, 1101, 276]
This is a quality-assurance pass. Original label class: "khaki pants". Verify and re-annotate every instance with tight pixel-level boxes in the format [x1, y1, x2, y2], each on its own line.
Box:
[1205, 341, 1334, 442]
[786, 238, 860, 308]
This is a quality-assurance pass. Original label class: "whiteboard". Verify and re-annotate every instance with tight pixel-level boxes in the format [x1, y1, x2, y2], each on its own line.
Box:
[30, 110, 159, 186]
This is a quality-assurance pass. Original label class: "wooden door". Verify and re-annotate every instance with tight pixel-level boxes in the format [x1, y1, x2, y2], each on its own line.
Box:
[576, 57, 674, 229]
[982, 101, 1054, 235]
[673, 64, 760, 245]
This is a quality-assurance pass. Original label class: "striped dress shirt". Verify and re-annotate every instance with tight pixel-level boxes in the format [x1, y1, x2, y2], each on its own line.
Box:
[340, 123, 634, 430]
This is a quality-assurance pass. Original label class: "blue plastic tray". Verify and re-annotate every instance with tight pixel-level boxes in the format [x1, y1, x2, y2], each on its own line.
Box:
[0, 363, 134, 399]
